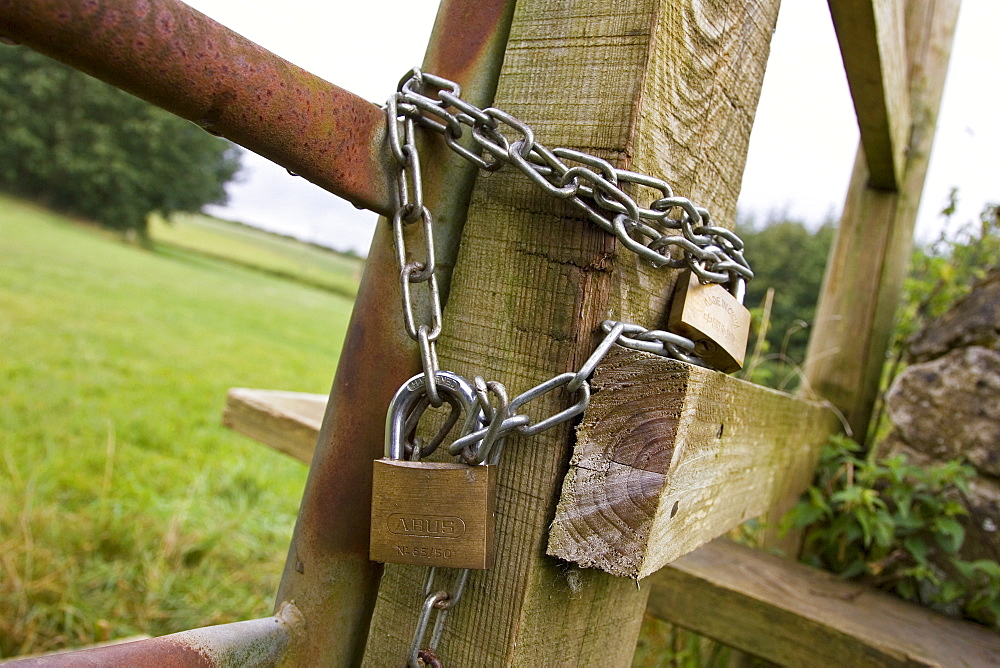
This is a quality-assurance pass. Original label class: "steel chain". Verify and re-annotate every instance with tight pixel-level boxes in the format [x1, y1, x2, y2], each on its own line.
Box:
[390, 68, 752, 293]
[408, 568, 469, 668]
[388, 89, 445, 407]
[384, 68, 754, 667]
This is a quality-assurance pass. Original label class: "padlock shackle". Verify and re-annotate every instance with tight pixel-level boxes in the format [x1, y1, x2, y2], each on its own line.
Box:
[385, 371, 483, 460]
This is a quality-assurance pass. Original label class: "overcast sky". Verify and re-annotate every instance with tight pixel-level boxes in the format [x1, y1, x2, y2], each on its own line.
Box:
[184, 0, 999, 256]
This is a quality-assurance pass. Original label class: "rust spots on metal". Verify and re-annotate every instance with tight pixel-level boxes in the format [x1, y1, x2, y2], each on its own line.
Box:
[418, 648, 444, 667]
[270, 230, 415, 665]
[288, 235, 418, 557]
[0, 0, 395, 216]
[271, 2, 517, 664]
[424, 0, 512, 83]
[7, 638, 209, 667]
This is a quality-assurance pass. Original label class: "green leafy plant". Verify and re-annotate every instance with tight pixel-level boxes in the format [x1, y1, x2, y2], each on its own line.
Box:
[784, 435, 1000, 629]
[632, 614, 731, 668]
[894, 193, 1000, 347]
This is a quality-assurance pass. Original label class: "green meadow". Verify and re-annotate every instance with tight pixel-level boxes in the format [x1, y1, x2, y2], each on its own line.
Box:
[148, 213, 362, 298]
[0, 196, 358, 657]
[0, 195, 694, 663]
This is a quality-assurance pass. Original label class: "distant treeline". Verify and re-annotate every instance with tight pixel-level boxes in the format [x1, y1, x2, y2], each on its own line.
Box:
[736, 216, 836, 367]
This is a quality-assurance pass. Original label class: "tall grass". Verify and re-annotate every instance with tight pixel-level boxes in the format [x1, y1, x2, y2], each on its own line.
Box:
[0, 196, 354, 657]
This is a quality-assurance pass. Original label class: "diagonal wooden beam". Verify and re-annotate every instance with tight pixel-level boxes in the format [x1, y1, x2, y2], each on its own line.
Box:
[805, 0, 961, 442]
[828, 0, 911, 190]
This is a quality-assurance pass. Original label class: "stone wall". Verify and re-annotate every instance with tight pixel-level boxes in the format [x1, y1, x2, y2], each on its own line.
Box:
[884, 267, 1000, 561]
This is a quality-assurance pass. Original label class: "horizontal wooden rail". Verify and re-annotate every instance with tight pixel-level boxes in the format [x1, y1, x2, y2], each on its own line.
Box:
[222, 387, 999, 665]
[223, 388, 327, 464]
[225, 354, 840, 579]
[650, 539, 1000, 667]
[548, 350, 839, 578]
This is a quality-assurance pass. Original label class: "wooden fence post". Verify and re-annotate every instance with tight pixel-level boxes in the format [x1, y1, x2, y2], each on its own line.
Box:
[362, 1, 780, 664]
[803, 0, 961, 442]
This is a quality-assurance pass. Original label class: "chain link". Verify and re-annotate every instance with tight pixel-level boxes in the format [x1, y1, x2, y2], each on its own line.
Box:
[389, 68, 752, 293]
[388, 89, 444, 406]
[384, 68, 755, 665]
[448, 319, 696, 464]
[407, 568, 469, 668]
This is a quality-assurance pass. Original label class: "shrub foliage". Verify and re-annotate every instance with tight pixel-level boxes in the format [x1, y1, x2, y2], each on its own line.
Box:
[785, 436, 1000, 628]
[784, 198, 1000, 630]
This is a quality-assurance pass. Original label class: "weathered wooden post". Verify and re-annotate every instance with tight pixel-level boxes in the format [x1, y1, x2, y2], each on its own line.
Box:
[362, 1, 782, 663]
[804, 0, 961, 442]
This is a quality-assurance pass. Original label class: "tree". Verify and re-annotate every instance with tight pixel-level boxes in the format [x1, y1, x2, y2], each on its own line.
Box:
[737, 216, 835, 371]
[0, 47, 240, 237]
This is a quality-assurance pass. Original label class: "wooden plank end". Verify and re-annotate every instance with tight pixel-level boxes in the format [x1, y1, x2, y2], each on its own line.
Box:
[549, 349, 838, 578]
[222, 388, 327, 464]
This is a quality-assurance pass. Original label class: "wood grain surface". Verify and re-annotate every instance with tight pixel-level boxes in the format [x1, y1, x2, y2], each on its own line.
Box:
[224, 389, 1000, 666]
[361, 0, 780, 664]
[223, 387, 325, 463]
[648, 539, 1000, 667]
[804, 0, 961, 442]
[548, 349, 838, 578]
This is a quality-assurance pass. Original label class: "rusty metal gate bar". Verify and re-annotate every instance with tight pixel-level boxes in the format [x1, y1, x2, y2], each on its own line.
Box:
[9, 604, 303, 667]
[0, 0, 516, 665]
[0, 0, 396, 215]
[272, 0, 516, 663]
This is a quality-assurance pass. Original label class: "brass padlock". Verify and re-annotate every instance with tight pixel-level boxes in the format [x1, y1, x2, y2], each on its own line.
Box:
[668, 270, 751, 373]
[370, 371, 497, 570]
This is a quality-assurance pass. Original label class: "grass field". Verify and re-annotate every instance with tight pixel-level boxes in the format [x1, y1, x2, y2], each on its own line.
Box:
[0, 195, 697, 664]
[0, 196, 355, 657]
[148, 212, 363, 298]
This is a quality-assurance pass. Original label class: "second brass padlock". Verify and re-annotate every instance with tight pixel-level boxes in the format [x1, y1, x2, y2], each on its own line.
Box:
[370, 371, 497, 570]
[668, 270, 751, 373]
